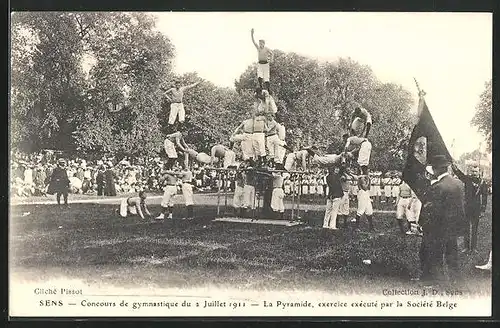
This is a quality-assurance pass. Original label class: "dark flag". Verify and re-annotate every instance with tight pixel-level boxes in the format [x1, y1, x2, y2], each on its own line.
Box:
[402, 95, 453, 199]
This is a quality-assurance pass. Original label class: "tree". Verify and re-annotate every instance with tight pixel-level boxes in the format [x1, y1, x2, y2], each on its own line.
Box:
[11, 12, 176, 157]
[235, 50, 327, 150]
[11, 12, 87, 152]
[322, 58, 379, 129]
[74, 12, 175, 157]
[12, 14, 416, 171]
[161, 73, 254, 152]
[455, 148, 492, 179]
[366, 83, 415, 172]
[471, 79, 492, 152]
[235, 51, 415, 170]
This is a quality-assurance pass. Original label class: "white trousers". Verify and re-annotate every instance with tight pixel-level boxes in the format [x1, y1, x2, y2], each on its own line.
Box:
[233, 185, 245, 208]
[324, 198, 342, 228]
[223, 150, 236, 168]
[339, 191, 350, 215]
[284, 153, 296, 171]
[312, 154, 342, 167]
[351, 117, 366, 137]
[196, 152, 211, 164]
[266, 134, 284, 161]
[357, 189, 373, 216]
[371, 186, 381, 197]
[169, 103, 185, 125]
[243, 185, 256, 209]
[252, 133, 266, 157]
[234, 134, 253, 160]
[271, 188, 285, 212]
[257, 63, 270, 82]
[396, 197, 411, 220]
[357, 141, 372, 166]
[119, 198, 137, 217]
[161, 185, 178, 207]
[276, 145, 286, 164]
[391, 186, 400, 198]
[164, 139, 177, 159]
[409, 198, 422, 223]
[181, 183, 194, 206]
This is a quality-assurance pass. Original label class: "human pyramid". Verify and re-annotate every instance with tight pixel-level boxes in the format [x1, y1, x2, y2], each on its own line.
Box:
[121, 29, 376, 223]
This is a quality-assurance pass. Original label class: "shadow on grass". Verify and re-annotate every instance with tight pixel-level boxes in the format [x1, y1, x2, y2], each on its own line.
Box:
[9, 200, 493, 294]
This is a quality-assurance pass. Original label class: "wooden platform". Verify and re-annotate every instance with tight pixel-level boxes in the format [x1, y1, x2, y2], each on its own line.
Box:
[213, 217, 304, 226]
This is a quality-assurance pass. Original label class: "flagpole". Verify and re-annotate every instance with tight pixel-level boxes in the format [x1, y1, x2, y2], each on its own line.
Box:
[476, 141, 484, 196]
[478, 142, 482, 175]
[414, 78, 421, 94]
[414, 78, 426, 97]
[414, 78, 426, 116]
[450, 138, 456, 162]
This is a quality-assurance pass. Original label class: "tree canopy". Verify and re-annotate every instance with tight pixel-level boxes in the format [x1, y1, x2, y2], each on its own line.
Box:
[11, 13, 416, 171]
[471, 79, 492, 152]
[235, 53, 415, 171]
[11, 12, 175, 157]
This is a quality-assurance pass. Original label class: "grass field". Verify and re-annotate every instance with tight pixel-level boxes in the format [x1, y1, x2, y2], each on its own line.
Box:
[9, 194, 492, 296]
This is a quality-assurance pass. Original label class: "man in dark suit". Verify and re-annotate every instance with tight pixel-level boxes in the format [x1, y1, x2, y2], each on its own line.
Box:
[451, 164, 486, 252]
[96, 165, 105, 196]
[480, 180, 489, 212]
[47, 158, 70, 205]
[418, 155, 466, 285]
[104, 164, 117, 196]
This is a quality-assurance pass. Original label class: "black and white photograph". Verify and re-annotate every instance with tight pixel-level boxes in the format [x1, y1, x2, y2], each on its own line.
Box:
[9, 11, 492, 317]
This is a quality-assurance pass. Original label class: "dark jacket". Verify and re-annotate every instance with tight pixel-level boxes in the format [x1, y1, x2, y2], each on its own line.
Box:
[480, 182, 489, 208]
[453, 167, 482, 216]
[104, 169, 117, 196]
[47, 166, 70, 194]
[326, 172, 343, 199]
[45, 167, 54, 184]
[419, 174, 466, 238]
[96, 171, 105, 185]
[245, 171, 256, 187]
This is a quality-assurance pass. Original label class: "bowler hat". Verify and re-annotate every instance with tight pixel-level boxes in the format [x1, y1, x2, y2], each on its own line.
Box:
[428, 155, 450, 168]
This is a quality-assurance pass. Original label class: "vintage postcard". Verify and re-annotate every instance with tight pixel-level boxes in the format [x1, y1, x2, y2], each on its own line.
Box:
[9, 11, 492, 318]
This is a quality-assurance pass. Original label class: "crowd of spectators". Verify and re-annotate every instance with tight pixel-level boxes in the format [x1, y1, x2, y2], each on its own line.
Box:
[10, 150, 491, 200]
[9, 150, 350, 200]
[9, 150, 228, 198]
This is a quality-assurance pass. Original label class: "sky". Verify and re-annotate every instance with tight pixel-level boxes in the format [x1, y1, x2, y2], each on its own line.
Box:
[154, 12, 492, 157]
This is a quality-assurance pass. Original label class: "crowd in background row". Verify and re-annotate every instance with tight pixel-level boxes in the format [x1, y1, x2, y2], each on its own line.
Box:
[10, 150, 492, 200]
[9, 150, 396, 201]
[9, 150, 223, 198]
